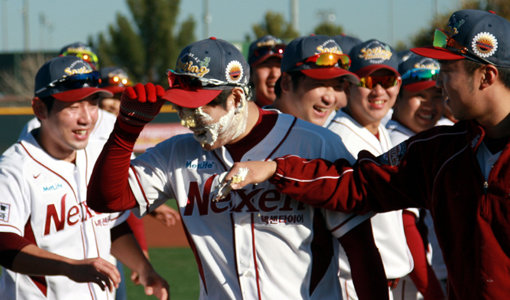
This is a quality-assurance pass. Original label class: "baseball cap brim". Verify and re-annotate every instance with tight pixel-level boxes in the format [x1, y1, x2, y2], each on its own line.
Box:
[355, 65, 400, 78]
[52, 87, 113, 102]
[411, 46, 465, 60]
[162, 88, 223, 108]
[251, 54, 283, 67]
[301, 68, 360, 84]
[103, 86, 126, 95]
[403, 80, 437, 92]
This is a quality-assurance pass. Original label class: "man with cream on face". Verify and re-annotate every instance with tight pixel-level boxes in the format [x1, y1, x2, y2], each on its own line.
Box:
[87, 37, 389, 299]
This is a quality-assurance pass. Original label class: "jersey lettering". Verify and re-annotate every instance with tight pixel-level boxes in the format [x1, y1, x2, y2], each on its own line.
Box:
[183, 180, 305, 216]
[44, 195, 99, 235]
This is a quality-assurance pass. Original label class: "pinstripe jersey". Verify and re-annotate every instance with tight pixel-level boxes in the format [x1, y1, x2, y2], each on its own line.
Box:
[128, 111, 372, 300]
[0, 133, 128, 300]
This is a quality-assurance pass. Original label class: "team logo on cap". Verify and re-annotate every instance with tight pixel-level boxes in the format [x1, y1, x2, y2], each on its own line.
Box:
[471, 32, 498, 58]
[316, 39, 344, 55]
[64, 60, 93, 76]
[358, 42, 392, 63]
[414, 58, 439, 71]
[176, 55, 211, 77]
[446, 13, 465, 36]
[225, 60, 244, 83]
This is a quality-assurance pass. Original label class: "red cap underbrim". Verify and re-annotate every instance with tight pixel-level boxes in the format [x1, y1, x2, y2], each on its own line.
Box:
[301, 68, 360, 84]
[411, 46, 465, 60]
[52, 87, 113, 102]
[251, 54, 283, 67]
[162, 88, 223, 108]
[103, 86, 126, 95]
[403, 80, 437, 92]
[355, 65, 400, 78]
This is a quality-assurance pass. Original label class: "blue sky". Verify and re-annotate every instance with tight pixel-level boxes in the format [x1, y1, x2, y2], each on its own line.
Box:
[1, 0, 460, 52]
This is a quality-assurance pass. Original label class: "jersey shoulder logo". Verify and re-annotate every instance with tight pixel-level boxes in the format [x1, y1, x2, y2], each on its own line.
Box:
[0, 203, 10, 222]
[185, 160, 216, 170]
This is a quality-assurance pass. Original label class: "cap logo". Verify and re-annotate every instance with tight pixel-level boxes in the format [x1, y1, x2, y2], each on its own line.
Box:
[256, 40, 279, 48]
[471, 32, 498, 58]
[64, 60, 92, 76]
[358, 45, 392, 62]
[225, 60, 244, 83]
[176, 55, 211, 77]
[413, 62, 439, 71]
[446, 14, 465, 36]
[316, 39, 344, 55]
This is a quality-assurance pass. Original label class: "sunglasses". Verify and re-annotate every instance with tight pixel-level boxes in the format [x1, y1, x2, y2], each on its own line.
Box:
[433, 29, 493, 65]
[36, 71, 101, 96]
[358, 75, 399, 89]
[108, 75, 131, 87]
[401, 68, 438, 85]
[305, 52, 351, 70]
[61, 50, 99, 67]
[252, 45, 285, 60]
[167, 70, 236, 89]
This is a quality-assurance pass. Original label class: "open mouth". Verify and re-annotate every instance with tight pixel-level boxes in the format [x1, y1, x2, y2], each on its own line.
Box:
[73, 129, 87, 136]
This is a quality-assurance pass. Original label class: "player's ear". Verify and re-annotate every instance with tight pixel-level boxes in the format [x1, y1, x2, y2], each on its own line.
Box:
[280, 73, 292, 93]
[230, 87, 245, 110]
[479, 64, 498, 90]
[32, 97, 48, 120]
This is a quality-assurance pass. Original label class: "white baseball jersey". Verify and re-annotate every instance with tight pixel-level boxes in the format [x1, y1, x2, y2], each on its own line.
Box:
[327, 110, 413, 295]
[128, 111, 371, 300]
[20, 108, 117, 142]
[0, 132, 128, 300]
[386, 119, 447, 281]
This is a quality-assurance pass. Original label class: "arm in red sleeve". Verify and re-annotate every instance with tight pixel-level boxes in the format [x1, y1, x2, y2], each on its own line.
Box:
[87, 120, 142, 212]
[403, 210, 445, 300]
[340, 218, 388, 300]
[126, 213, 148, 252]
[0, 232, 33, 269]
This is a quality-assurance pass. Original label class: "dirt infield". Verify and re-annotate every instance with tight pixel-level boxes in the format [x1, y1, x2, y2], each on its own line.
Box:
[143, 216, 189, 248]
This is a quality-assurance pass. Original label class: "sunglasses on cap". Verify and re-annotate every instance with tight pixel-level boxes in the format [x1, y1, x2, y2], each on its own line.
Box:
[36, 71, 102, 96]
[433, 29, 493, 65]
[167, 70, 238, 90]
[358, 75, 399, 89]
[108, 75, 131, 87]
[252, 45, 285, 60]
[401, 68, 438, 85]
[304, 52, 351, 70]
[61, 50, 99, 67]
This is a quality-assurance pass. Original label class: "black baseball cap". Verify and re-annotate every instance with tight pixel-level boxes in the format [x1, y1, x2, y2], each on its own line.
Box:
[332, 34, 362, 56]
[412, 9, 510, 67]
[399, 52, 440, 92]
[248, 35, 286, 66]
[281, 35, 359, 83]
[34, 56, 112, 102]
[349, 39, 401, 77]
[162, 37, 250, 108]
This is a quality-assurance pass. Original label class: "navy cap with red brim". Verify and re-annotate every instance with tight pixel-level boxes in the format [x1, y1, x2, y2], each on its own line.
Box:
[162, 88, 223, 108]
[411, 46, 465, 60]
[51, 87, 113, 102]
[301, 68, 360, 84]
[403, 80, 437, 92]
[355, 64, 400, 78]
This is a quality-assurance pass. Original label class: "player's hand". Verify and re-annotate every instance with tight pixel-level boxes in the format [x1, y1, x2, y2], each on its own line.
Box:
[149, 204, 181, 227]
[66, 257, 121, 292]
[136, 265, 170, 300]
[214, 161, 277, 201]
[119, 82, 165, 127]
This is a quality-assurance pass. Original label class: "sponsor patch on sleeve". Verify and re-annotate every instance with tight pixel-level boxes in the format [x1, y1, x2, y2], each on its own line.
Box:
[0, 203, 10, 222]
[378, 142, 407, 166]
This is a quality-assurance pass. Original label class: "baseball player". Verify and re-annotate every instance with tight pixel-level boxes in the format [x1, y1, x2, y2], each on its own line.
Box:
[222, 9, 510, 300]
[87, 37, 388, 300]
[386, 52, 446, 300]
[327, 39, 414, 300]
[248, 35, 286, 107]
[0, 56, 168, 300]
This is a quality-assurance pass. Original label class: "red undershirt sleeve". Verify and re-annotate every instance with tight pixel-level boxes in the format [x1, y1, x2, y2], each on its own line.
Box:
[0, 232, 33, 269]
[403, 210, 445, 299]
[126, 213, 148, 252]
[87, 120, 143, 212]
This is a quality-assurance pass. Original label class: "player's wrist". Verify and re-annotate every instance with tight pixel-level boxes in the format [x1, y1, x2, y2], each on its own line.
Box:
[114, 118, 145, 144]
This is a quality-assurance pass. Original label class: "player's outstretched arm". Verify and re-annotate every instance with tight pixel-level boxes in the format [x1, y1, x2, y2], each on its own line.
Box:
[111, 229, 170, 300]
[88, 83, 166, 212]
[10, 244, 120, 292]
[223, 160, 277, 190]
[339, 219, 388, 300]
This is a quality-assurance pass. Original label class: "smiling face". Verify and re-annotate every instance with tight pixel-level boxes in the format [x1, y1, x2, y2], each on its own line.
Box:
[394, 86, 445, 133]
[252, 57, 282, 107]
[35, 95, 99, 162]
[346, 69, 401, 132]
[177, 88, 248, 151]
[277, 73, 347, 126]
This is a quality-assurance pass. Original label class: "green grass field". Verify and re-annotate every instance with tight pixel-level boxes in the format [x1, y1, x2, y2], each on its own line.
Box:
[125, 247, 199, 300]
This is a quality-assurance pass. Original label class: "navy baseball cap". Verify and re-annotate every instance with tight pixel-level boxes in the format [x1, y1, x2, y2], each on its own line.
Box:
[100, 66, 132, 94]
[412, 10, 510, 67]
[332, 34, 362, 56]
[248, 35, 286, 66]
[162, 37, 250, 108]
[281, 35, 359, 83]
[350, 39, 400, 77]
[34, 56, 112, 102]
[59, 42, 99, 70]
[399, 52, 440, 92]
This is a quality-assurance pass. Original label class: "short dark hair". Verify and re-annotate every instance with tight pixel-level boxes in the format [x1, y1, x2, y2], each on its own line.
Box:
[274, 71, 306, 98]
[39, 96, 56, 113]
[463, 60, 510, 90]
